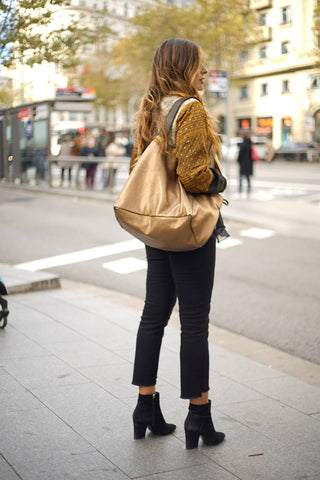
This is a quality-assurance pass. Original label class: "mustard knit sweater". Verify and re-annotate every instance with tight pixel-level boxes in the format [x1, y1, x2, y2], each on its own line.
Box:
[129, 100, 215, 194]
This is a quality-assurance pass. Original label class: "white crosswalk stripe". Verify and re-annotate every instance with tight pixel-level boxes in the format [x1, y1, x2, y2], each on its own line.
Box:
[14, 239, 144, 271]
[102, 257, 147, 274]
[217, 238, 242, 249]
[240, 227, 274, 239]
[14, 229, 275, 276]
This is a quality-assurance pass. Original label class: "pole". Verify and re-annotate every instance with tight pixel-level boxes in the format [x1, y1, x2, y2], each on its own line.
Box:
[225, 71, 230, 184]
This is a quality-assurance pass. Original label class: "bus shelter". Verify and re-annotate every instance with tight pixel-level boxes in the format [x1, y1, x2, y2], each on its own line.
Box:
[0, 98, 92, 183]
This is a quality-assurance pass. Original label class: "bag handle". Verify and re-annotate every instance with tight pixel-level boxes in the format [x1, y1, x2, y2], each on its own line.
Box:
[164, 97, 199, 134]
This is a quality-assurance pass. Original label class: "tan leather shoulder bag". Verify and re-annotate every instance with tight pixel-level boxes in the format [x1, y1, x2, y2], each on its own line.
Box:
[114, 97, 224, 251]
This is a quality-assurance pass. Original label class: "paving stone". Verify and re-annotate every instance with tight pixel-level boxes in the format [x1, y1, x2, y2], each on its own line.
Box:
[98, 434, 208, 479]
[203, 423, 320, 480]
[79, 362, 136, 398]
[217, 397, 320, 447]
[0, 326, 48, 360]
[157, 348, 180, 386]
[0, 371, 43, 413]
[211, 374, 266, 406]
[67, 296, 140, 332]
[218, 397, 309, 428]
[9, 300, 89, 342]
[2, 282, 320, 479]
[139, 462, 239, 480]
[211, 345, 286, 382]
[10, 450, 129, 480]
[114, 345, 136, 363]
[27, 382, 205, 478]
[244, 375, 320, 414]
[0, 408, 95, 472]
[2, 355, 90, 389]
[29, 382, 131, 441]
[43, 340, 128, 369]
[0, 456, 20, 480]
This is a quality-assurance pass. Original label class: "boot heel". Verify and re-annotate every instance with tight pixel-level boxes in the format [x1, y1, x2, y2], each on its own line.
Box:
[185, 430, 200, 449]
[133, 421, 148, 439]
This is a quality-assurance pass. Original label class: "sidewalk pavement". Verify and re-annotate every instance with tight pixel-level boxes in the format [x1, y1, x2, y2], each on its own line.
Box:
[1, 266, 320, 480]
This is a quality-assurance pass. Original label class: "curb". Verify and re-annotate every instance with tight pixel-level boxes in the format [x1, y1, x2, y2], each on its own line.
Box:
[0, 264, 61, 295]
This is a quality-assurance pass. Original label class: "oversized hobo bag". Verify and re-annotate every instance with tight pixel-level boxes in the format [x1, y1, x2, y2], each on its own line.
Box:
[114, 97, 224, 252]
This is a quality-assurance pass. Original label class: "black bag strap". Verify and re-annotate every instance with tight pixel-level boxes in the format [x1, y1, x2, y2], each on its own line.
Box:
[164, 97, 199, 135]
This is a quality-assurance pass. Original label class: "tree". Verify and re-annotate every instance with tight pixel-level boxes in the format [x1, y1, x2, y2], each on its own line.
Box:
[0, 84, 13, 106]
[111, 0, 260, 100]
[0, 0, 111, 68]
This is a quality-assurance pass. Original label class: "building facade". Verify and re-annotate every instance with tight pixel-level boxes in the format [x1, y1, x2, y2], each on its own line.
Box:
[2, 0, 319, 151]
[230, 0, 320, 147]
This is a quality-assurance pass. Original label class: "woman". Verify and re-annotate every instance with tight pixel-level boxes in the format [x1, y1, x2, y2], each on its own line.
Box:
[237, 130, 253, 194]
[130, 39, 227, 450]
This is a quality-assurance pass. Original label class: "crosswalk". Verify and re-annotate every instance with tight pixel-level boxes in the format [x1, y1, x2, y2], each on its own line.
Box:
[102, 227, 274, 274]
[14, 228, 274, 276]
[228, 179, 320, 203]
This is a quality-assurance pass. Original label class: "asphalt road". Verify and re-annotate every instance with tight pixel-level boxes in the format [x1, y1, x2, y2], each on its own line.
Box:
[0, 161, 319, 365]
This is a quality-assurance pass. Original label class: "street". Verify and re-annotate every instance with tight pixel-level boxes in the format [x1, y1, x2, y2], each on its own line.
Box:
[0, 160, 319, 365]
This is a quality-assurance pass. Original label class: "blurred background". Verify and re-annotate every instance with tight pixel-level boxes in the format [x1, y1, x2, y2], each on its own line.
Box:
[0, 0, 319, 366]
[1, 0, 320, 184]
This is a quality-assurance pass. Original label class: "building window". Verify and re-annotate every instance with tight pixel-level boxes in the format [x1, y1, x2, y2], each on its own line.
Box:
[240, 85, 249, 100]
[280, 6, 291, 25]
[310, 75, 320, 89]
[239, 49, 249, 62]
[79, 0, 85, 6]
[282, 79, 290, 93]
[124, 2, 128, 16]
[281, 41, 290, 54]
[259, 45, 267, 58]
[259, 12, 267, 26]
[260, 83, 268, 96]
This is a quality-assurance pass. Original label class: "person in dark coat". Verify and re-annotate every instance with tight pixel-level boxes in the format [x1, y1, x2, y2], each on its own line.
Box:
[80, 136, 97, 188]
[237, 131, 253, 194]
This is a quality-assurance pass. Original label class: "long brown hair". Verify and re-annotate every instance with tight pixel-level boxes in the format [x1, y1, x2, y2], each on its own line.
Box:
[133, 38, 221, 157]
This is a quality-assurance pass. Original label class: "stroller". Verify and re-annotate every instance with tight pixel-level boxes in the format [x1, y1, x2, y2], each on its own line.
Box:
[0, 279, 9, 329]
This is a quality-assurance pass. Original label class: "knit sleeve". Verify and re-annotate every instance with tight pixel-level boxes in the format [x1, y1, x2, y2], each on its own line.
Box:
[175, 101, 213, 193]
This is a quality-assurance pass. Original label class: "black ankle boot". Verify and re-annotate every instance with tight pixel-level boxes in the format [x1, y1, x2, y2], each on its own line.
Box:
[184, 400, 225, 449]
[133, 392, 176, 439]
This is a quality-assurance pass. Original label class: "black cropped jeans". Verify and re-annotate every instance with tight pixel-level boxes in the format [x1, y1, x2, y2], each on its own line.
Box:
[132, 235, 216, 399]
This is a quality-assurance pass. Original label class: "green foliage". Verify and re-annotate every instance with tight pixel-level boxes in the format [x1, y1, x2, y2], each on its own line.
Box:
[0, 0, 111, 67]
[0, 85, 13, 107]
[112, 0, 259, 100]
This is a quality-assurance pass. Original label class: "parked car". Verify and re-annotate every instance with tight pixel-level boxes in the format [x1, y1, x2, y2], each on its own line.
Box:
[273, 142, 320, 162]
[221, 136, 271, 162]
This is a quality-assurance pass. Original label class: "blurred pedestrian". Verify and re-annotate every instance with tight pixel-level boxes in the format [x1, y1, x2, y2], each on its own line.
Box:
[237, 130, 253, 194]
[71, 132, 82, 187]
[80, 136, 97, 188]
[59, 135, 74, 186]
[129, 38, 227, 450]
[104, 133, 125, 188]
